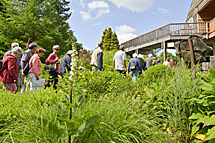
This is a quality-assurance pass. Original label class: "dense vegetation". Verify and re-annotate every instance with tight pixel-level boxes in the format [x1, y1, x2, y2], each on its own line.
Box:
[0, 0, 82, 61]
[1, 48, 214, 142]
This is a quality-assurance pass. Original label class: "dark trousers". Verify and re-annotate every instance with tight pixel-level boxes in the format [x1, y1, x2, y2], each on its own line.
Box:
[117, 70, 126, 76]
[45, 71, 58, 90]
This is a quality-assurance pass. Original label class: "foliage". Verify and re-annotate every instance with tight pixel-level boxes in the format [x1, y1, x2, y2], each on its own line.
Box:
[101, 27, 119, 51]
[0, 0, 82, 61]
[189, 68, 215, 142]
[77, 49, 92, 70]
[143, 64, 175, 83]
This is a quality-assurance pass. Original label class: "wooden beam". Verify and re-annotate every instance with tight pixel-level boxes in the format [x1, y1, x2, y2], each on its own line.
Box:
[188, 38, 196, 79]
[162, 41, 167, 61]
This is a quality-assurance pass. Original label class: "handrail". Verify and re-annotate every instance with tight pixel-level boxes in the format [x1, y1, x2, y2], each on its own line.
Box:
[122, 20, 213, 50]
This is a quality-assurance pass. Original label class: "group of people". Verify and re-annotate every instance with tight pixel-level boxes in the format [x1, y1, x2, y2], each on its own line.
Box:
[90, 42, 176, 83]
[0, 42, 74, 94]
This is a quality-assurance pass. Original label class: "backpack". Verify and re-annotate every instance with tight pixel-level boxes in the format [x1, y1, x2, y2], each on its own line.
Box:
[130, 59, 137, 71]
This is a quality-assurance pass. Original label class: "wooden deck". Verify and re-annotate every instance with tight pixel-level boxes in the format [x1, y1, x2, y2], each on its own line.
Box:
[122, 19, 215, 53]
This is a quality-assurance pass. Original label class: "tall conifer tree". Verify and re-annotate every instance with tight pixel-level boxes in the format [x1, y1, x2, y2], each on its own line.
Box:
[101, 27, 119, 51]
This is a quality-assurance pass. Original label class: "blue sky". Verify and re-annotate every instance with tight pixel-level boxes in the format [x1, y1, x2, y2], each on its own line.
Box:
[68, 0, 192, 51]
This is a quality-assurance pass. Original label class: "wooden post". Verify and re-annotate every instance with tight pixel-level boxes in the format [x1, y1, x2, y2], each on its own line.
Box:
[188, 38, 196, 79]
[163, 41, 167, 61]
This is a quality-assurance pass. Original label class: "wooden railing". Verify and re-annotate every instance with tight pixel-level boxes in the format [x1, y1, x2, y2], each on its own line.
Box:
[122, 21, 212, 50]
[209, 18, 215, 33]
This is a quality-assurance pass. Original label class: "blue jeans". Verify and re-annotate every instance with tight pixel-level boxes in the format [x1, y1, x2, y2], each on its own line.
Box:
[131, 71, 139, 83]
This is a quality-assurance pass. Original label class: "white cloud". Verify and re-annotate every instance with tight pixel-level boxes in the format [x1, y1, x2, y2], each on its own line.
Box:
[80, 1, 110, 21]
[151, 7, 171, 15]
[157, 7, 171, 15]
[88, 1, 109, 9]
[115, 25, 137, 44]
[109, 0, 153, 12]
[80, 11, 91, 21]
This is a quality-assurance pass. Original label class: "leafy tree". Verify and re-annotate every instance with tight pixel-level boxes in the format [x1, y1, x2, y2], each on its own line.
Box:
[101, 27, 119, 51]
[0, 0, 82, 62]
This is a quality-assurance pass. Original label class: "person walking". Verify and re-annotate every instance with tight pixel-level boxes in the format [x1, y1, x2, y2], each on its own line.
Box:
[144, 54, 153, 70]
[137, 54, 144, 75]
[170, 59, 176, 67]
[60, 50, 73, 75]
[113, 45, 127, 76]
[20, 43, 38, 94]
[163, 58, 171, 66]
[128, 53, 141, 83]
[3, 43, 22, 87]
[0, 47, 23, 93]
[28, 48, 46, 91]
[90, 42, 103, 71]
[45, 45, 60, 90]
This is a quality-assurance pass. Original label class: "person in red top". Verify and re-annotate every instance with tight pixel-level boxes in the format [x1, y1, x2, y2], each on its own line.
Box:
[170, 59, 176, 67]
[45, 45, 60, 90]
[0, 47, 23, 93]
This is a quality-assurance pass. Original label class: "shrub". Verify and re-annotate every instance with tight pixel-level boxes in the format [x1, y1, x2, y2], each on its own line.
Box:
[143, 64, 174, 83]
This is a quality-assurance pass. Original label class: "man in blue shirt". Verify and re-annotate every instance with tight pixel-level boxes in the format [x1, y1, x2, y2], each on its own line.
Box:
[3, 43, 22, 87]
[128, 53, 142, 83]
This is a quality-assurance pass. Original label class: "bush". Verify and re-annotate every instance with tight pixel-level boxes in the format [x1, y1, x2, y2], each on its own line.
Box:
[143, 64, 174, 83]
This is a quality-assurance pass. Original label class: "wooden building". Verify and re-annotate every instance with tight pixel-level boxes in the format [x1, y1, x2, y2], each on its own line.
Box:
[122, 0, 215, 59]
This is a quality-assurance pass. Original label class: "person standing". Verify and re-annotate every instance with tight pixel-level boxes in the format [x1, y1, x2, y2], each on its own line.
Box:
[137, 54, 144, 75]
[144, 54, 153, 70]
[20, 43, 38, 94]
[163, 58, 171, 66]
[113, 45, 127, 76]
[90, 42, 103, 71]
[0, 47, 23, 93]
[60, 50, 73, 75]
[3, 43, 22, 87]
[28, 48, 46, 91]
[170, 59, 176, 67]
[45, 45, 60, 90]
[128, 53, 141, 83]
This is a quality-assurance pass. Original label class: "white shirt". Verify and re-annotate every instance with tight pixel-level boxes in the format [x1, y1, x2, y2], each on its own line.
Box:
[163, 61, 170, 66]
[113, 50, 127, 70]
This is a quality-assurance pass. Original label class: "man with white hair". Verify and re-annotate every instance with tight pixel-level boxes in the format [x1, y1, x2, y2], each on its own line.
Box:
[3, 43, 22, 87]
[144, 53, 153, 70]
[128, 53, 141, 83]
[113, 45, 127, 75]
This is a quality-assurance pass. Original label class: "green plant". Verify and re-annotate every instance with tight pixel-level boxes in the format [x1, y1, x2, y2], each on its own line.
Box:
[143, 64, 174, 84]
[189, 68, 215, 142]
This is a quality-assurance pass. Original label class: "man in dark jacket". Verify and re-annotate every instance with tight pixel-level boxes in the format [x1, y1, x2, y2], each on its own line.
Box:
[90, 42, 103, 71]
[60, 50, 73, 75]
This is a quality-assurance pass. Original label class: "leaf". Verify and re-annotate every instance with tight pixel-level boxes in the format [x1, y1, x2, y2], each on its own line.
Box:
[189, 113, 204, 120]
[193, 134, 205, 140]
[77, 115, 100, 134]
[166, 126, 172, 134]
[204, 126, 215, 141]
[204, 115, 215, 127]
[191, 125, 200, 137]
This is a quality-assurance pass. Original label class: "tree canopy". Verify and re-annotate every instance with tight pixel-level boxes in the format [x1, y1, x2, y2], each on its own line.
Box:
[101, 27, 119, 51]
[0, 0, 82, 61]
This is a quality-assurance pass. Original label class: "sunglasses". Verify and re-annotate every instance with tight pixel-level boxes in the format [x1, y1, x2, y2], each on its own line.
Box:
[55, 48, 60, 50]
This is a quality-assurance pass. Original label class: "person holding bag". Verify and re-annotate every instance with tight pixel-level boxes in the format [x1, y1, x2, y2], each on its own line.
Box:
[45, 45, 60, 90]
[0, 47, 23, 93]
[28, 48, 46, 91]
